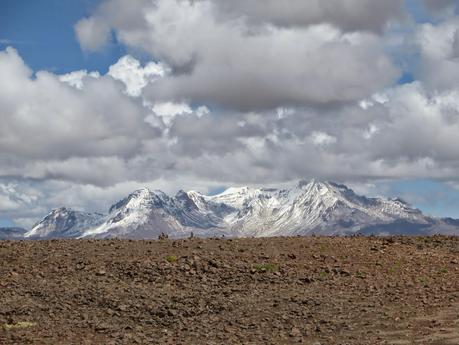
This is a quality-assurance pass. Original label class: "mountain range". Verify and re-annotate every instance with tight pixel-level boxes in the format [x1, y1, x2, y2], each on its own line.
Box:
[1, 180, 458, 240]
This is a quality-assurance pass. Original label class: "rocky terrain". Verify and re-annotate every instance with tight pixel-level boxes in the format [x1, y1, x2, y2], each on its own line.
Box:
[0, 236, 458, 344]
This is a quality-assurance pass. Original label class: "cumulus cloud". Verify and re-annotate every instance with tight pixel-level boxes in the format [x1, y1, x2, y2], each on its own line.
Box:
[150, 102, 193, 126]
[423, 0, 458, 14]
[59, 70, 100, 89]
[0, 195, 20, 211]
[75, 0, 400, 111]
[0, 182, 42, 225]
[310, 131, 337, 147]
[74, 16, 111, 52]
[213, 0, 404, 32]
[108, 55, 166, 97]
[415, 18, 459, 91]
[4, 1, 459, 224]
[0, 47, 162, 185]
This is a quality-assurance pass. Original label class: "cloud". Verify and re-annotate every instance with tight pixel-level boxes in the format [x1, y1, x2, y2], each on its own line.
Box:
[108, 55, 166, 97]
[59, 70, 100, 89]
[213, 0, 404, 32]
[150, 101, 193, 126]
[0, 194, 20, 211]
[416, 18, 459, 91]
[76, 0, 400, 111]
[423, 0, 457, 14]
[3, 46, 457, 192]
[310, 131, 337, 146]
[5, 2, 459, 225]
[0, 47, 162, 185]
[74, 16, 111, 52]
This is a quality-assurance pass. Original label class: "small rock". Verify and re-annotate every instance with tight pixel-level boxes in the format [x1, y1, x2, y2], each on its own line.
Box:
[208, 259, 219, 268]
[290, 327, 302, 337]
[300, 277, 314, 284]
[340, 269, 351, 276]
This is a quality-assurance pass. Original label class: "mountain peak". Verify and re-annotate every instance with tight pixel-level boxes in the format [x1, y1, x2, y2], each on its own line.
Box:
[52, 206, 72, 214]
[297, 179, 330, 189]
[130, 187, 152, 198]
[20, 181, 459, 239]
[297, 180, 334, 195]
[218, 186, 252, 196]
[108, 188, 170, 214]
[25, 207, 104, 239]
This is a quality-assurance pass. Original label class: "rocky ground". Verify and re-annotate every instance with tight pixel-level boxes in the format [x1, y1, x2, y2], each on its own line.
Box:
[0, 236, 458, 345]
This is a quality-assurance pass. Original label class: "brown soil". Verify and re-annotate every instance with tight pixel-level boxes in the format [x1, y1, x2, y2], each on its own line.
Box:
[0, 236, 458, 344]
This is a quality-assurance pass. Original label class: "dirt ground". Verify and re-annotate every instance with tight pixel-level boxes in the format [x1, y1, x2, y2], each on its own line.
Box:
[0, 236, 458, 345]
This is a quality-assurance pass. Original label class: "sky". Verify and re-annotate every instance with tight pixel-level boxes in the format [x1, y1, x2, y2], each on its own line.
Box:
[2, 0, 459, 228]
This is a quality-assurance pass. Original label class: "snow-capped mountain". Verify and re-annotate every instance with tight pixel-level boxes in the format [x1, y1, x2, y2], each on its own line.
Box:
[82, 188, 232, 239]
[22, 181, 459, 239]
[25, 207, 104, 239]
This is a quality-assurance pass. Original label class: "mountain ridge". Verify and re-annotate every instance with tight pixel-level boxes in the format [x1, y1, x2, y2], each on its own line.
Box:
[0, 227, 27, 240]
[12, 180, 459, 239]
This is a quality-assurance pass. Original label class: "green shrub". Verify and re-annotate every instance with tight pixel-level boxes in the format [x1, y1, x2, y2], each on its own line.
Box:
[319, 270, 329, 279]
[253, 263, 278, 272]
[165, 255, 178, 263]
[3, 322, 36, 330]
[356, 271, 367, 279]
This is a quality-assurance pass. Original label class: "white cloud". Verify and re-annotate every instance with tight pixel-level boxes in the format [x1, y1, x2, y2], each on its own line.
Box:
[363, 124, 379, 140]
[108, 55, 166, 97]
[150, 101, 193, 126]
[0, 195, 20, 211]
[0, 47, 161, 185]
[74, 16, 111, 52]
[4, 3, 459, 225]
[416, 18, 459, 90]
[310, 131, 337, 146]
[59, 70, 100, 89]
[196, 106, 210, 118]
[152, 102, 192, 117]
[76, 0, 399, 111]
[213, 0, 404, 32]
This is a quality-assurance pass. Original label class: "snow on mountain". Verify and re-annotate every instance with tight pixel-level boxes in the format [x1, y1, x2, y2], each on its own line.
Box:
[81, 188, 231, 239]
[207, 180, 427, 237]
[25, 207, 104, 239]
[19, 180, 459, 239]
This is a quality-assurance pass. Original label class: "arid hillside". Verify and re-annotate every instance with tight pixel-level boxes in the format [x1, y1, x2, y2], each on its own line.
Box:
[1, 236, 458, 344]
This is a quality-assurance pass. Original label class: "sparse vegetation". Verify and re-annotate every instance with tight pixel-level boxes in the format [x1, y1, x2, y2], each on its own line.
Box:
[356, 271, 367, 279]
[165, 255, 178, 263]
[388, 260, 402, 273]
[319, 270, 329, 279]
[418, 277, 429, 287]
[3, 322, 36, 330]
[253, 263, 278, 272]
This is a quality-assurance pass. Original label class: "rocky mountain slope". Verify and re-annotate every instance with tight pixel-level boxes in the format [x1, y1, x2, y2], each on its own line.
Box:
[20, 180, 459, 239]
[25, 208, 104, 239]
